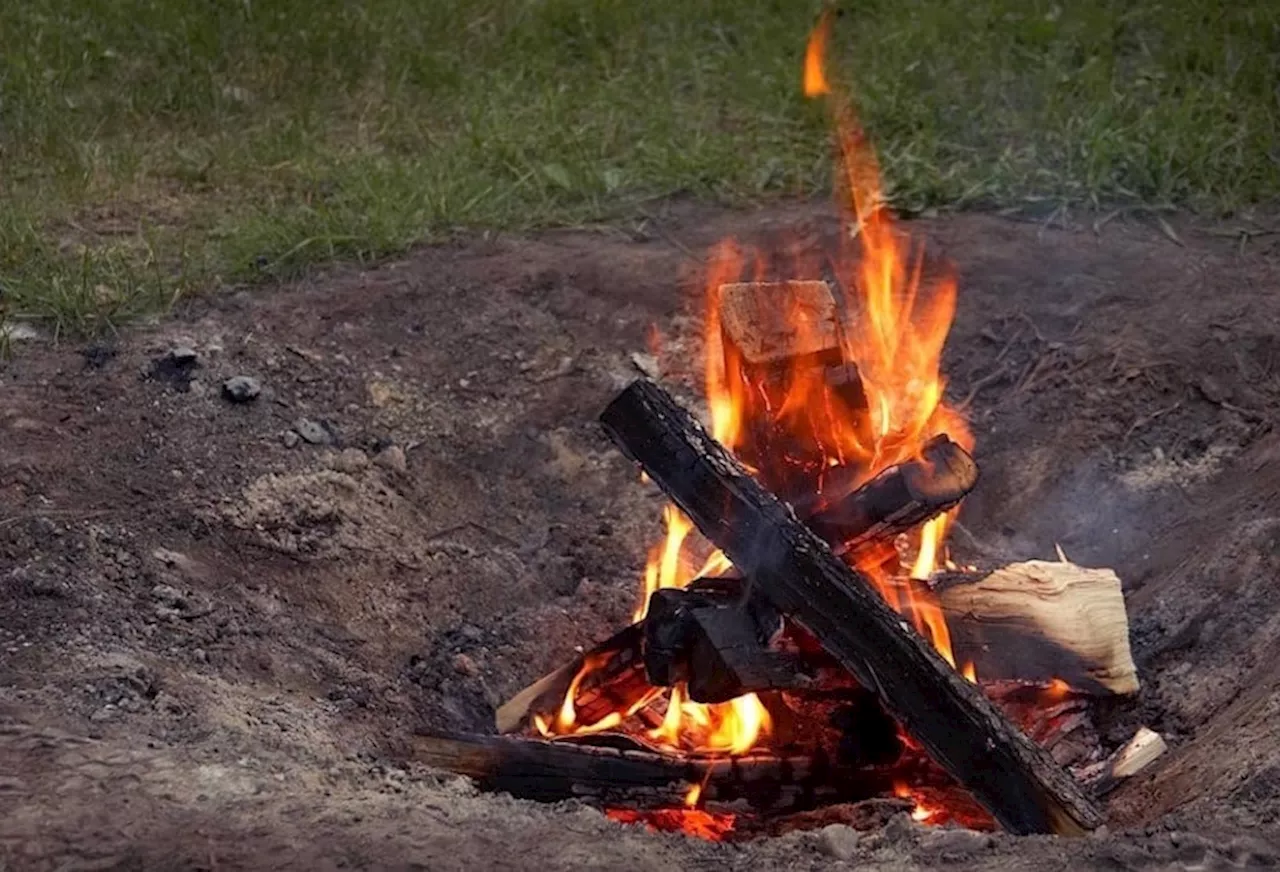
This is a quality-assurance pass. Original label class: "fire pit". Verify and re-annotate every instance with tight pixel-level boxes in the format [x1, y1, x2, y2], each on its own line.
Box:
[413, 11, 1161, 841]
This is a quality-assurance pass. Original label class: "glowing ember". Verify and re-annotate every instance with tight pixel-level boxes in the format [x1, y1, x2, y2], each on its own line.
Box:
[605, 807, 737, 842]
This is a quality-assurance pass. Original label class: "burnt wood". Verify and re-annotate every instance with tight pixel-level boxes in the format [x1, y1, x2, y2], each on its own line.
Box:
[642, 581, 805, 703]
[498, 442, 976, 733]
[802, 433, 977, 559]
[598, 378, 1104, 835]
[412, 731, 897, 811]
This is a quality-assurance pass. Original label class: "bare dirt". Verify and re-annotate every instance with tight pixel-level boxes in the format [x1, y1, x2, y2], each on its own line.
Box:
[3, 202, 1280, 870]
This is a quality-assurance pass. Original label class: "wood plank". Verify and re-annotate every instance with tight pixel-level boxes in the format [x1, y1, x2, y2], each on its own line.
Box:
[598, 378, 1104, 835]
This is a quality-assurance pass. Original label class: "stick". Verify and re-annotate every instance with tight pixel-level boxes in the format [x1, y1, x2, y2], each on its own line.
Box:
[598, 378, 1104, 835]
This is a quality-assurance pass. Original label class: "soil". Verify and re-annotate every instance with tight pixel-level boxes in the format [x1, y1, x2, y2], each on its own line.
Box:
[3, 201, 1280, 870]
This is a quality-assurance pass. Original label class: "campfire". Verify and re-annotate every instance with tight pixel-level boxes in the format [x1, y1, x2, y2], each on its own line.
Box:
[415, 12, 1163, 841]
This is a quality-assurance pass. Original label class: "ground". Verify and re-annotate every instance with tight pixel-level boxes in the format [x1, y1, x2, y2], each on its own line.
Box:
[3, 203, 1280, 870]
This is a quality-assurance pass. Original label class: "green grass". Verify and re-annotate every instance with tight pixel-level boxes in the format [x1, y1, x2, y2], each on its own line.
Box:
[1, 0, 1277, 334]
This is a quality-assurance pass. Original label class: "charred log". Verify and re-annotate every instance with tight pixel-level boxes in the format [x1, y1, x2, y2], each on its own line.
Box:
[598, 378, 1104, 835]
[412, 731, 900, 812]
[499, 439, 977, 732]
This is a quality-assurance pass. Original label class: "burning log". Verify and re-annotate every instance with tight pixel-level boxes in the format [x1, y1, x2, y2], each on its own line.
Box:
[642, 580, 807, 704]
[800, 432, 977, 561]
[494, 624, 651, 735]
[939, 560, 1139, 696]
[716, 280, 870, 499]
[598, 378, 1104, 835]
[412, 732, 900, 812]
[498, 438, 977, 731]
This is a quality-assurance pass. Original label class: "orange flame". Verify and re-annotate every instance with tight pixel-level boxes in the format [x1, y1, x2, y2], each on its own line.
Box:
[530, 6, 974, 778]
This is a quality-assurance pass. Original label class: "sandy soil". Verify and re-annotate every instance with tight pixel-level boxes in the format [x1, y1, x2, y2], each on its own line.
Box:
[3, 202, 1280, 870]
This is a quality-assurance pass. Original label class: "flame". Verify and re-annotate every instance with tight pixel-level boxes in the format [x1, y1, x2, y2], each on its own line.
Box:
[530, 6, 976, 787]
[894, 782, 942, 824]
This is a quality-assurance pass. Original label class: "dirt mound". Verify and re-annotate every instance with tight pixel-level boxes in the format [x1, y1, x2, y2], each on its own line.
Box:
[3, 203, 1280, 869]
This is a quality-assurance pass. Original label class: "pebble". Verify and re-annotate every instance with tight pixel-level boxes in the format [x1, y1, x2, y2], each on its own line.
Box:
[221, 376, 261, 403]
[328, 448, 370, 474]
[293, 418, 332, 445]
[919, 827, 993, 858]
[818, 824, 861, 861]
[169, 345, 198, 365]
[283, 431, 301, 448]
[882, 812, 920, 846]
[373, 444, 407, 473]
[451, 653, 480, 677]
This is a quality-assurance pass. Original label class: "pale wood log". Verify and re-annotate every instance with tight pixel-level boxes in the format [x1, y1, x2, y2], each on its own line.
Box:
[939, 560, 1139, 696]
[718, 280, 841, 366]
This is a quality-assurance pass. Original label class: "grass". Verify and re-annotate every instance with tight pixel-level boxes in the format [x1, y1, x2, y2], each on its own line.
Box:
[1, 0, 1277, 335]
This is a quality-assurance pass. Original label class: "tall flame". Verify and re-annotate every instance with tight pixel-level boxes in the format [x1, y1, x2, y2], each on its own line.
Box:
[531, 7, 973, 762]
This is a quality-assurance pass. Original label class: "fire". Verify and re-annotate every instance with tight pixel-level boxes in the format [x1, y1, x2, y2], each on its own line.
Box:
[532, 6, 973, 775]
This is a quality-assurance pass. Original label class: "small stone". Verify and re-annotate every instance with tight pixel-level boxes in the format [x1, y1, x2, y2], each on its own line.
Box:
[883, 812, 920, 846]
[294, 418, 332, 445]
[328, 448, 370, 474]
[221, 376, 261, 403]
[373, 444, 407, 473]
[629, 351, 661, 379]
[170, 345, 198, 365]
[28, 574, 68, 598]
[919, 827, 992, 858]
[818, 824, 861, 861]
[283, 431, 301, 448]
[452, 653, 480, 677]
[150, 583, 186, 609]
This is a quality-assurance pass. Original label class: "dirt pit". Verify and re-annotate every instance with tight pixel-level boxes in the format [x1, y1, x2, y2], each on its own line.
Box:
[3, 202, 1280, 870]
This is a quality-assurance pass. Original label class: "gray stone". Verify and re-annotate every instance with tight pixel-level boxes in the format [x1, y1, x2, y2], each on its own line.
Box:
[882, 812, 920, 846]
[919, 827, 993, 858]
[283, 431, 300, 448]
[373, 444, 407, 473]
[818, 824, 861, 861]
[293, 418, 332, 445]
[169, 345, 198, 365]
[327, 448, 369, 474]
[221, 376, 261, 403]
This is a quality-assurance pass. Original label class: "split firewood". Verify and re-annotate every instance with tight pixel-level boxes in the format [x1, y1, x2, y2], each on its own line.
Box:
[599, 378, 1104, 836]
[1077, 727, 1168, 797]
[939, 560, 1139, 696]
[412, 731, 903, 812]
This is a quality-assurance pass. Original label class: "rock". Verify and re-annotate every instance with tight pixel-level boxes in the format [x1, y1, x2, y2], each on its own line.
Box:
[327, 448, 370, 474]
[150, 584, 187, 609]
[293, 418, 332, 446]
[149, 346, 201, 391]
[373, 444, 407, 473]
[919, 827, 992, 858]
[818, 824, 861, 861]
[452, 653, 480, 677]
[882, 812, 920, 846]
[221, 376, 262, 403]
[630, 351, 661, 379]
[283, 431, 301, 448]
